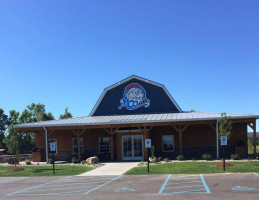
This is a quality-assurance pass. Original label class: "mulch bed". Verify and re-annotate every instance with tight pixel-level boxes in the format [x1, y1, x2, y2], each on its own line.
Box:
[7, 168, 25, 172]
[214, 163, 235, 167]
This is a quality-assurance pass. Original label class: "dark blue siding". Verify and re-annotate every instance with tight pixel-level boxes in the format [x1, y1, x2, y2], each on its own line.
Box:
[92, 78, 180, 116]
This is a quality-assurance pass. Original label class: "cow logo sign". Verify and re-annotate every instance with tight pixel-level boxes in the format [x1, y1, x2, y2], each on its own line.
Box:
[118, 83, 150, 110]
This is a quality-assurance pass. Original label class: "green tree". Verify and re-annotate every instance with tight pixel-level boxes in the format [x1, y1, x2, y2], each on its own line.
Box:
[4, 125, 19, 154]
[0, 108, 9, 148]
[23, 103, 54, 122]
[3, 125, 20, 167]
[59, 107, 73, 119]
[218, 113, 232, 139]
[9, 110, 20, 125]
[18, 103, 54, 154]
[4, 104, 54, 155]
[190, 109, 196, 112]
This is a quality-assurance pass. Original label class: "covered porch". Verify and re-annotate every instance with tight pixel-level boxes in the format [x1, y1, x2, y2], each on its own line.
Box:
[14, 112, 258, 162]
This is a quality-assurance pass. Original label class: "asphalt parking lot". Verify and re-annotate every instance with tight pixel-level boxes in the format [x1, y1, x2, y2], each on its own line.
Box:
[0, 173, 258, 200]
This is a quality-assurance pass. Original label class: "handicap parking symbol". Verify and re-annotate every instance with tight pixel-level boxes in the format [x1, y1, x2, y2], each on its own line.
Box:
[232, 186, 259, 191]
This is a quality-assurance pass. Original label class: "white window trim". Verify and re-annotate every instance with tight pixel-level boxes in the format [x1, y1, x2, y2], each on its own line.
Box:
[72, 138, 83, 154]
[99, 137, 110, 153]
[48, 139, 57, 154]
[162, 135, 174, 152]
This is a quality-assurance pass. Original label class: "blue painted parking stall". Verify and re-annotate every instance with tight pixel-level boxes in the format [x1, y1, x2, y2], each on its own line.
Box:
[7, 175, 122, 196]
[159, 174, 211, 194]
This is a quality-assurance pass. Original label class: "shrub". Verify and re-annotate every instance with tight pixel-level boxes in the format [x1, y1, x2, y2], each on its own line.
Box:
[158, 157, 163, 162]
[231, 153, 239, 160]
[202, 154, 212, 160]
[164, 158, 169, 162]
[81, 160, 86, 165]
[48, 158, 53, 164]
[176, 154, 184, 161]
[138, 161, 147, 166]
[71, 157, 78, 164]
[25, 159, 31, 165]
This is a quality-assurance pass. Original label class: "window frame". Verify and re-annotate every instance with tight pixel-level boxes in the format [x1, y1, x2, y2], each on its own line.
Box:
[48, 139, 57, 154]
[162, 135, 174, 152]
[72, 138, 83, 155]
[99, 137, 110, 154]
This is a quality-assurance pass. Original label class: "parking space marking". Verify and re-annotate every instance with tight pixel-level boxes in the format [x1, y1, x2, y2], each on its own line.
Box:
[7, 176, 72, 196]
[253, 173, 259, 177]
[159, 174, 210, 194]
[0, 177, 27, 184]
[7, 175, 122, 196]
[200, 174, 211, 193]
[158, 175, 171, 194]
[84, 175, 122, 194]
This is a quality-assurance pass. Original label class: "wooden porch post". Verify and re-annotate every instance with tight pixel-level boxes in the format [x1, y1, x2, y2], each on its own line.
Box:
[77, 130, 81, 161]
[138, 126, 153, 160]
[104, 128, 118, 161]
[72, 129, 86, 161]
[110, 128, 114, 161]
[179, 130, 183, 154]
[172, 125, 189, 155]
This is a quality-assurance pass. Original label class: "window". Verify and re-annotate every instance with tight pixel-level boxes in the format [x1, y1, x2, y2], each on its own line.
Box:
[48, 139, 57, 154]
[72, 138, 83, 154]
[162, 135, 174, 152]
[99, 137, 110, 153]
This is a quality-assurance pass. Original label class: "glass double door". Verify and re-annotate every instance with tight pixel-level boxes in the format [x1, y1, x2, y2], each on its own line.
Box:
[122, 135, 143, 160]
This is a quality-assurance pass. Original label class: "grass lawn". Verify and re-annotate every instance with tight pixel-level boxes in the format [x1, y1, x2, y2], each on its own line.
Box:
[0, 165, 94, 177]
[125, 161, 259, 175]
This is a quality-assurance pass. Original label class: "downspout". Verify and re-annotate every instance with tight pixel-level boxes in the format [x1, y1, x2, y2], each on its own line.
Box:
[43, 127, 48, 163]
[216, 119, 219, 160]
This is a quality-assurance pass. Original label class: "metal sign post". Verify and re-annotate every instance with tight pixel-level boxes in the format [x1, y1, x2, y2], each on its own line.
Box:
[145, 139, 151, 173]
[220, 136, 227, 171]
[50, 142, 56, 174]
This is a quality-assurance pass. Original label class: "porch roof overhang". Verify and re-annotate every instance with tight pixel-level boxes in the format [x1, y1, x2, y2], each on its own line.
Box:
[14, 112, 259, 132]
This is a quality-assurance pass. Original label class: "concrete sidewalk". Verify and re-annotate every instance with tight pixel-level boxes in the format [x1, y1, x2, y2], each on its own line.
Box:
[77, 162, 138, 176]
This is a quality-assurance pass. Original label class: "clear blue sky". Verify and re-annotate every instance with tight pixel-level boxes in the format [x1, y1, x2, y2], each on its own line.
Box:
[0, 1, 258, 130]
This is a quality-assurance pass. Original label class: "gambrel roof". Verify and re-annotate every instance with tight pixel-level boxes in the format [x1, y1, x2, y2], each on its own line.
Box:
[90, 75, 182, 116]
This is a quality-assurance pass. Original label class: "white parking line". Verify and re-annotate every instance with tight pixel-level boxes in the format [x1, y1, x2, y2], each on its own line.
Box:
[7, 176, 71, 196]
[159, 174, 211, 194]
[0, 177, 28, 184]
[7, 175, 122, 196]
[84, 175, 122, 194]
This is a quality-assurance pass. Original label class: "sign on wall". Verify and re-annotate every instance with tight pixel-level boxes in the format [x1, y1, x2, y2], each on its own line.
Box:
[145, 139, 151, 148]
[118, 83, 150, 110]
[220, 136, 227, 146]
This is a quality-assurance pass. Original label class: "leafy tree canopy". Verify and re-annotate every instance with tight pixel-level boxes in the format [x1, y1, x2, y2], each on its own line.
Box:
[0, 108, 9, 148]
[4, 103, 55, 154]
[218, 112, 232, 139]
[20, 103, 54, 123]
[59, 107, 73, 119]
[9, 110, 20, 125]
[3, 125, 19, 154]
